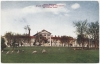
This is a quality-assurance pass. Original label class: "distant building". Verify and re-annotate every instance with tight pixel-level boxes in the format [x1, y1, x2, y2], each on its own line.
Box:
[37, 29, 51, 39]
[4, 29, 77, 47]
[32, 29, 77, 47]
[33, 29, 52, 46]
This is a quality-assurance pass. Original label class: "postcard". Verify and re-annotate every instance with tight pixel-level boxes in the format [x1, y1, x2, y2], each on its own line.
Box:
[1, 1, 99, 63]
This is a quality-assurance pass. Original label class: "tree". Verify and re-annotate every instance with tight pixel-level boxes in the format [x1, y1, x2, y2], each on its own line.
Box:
[24, 25, 31, 36]
[87, 21, 99, 49]
[4, 32, 13, 46]
[1, 37, 6, 50]
[60, 36, 67, 46]
[73, 20, 88, 49]
[73, 20, 88, 35]
[4, 32, 24, 48]
[24, 25, 31, 46]
[77, 35, 84, 46]
[67, 36, 74, 47]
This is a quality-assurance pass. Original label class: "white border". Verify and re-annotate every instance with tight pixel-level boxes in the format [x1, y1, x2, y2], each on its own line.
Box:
[0, 0, 99, 64]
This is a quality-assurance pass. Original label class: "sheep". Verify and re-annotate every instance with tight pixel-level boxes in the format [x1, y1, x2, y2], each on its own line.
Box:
[42, 49, 46, 53]
[22, 50, 24, 52]
[73, 48, 76, 50]
[32, 51, 37, 54]
[17, 50, 19, 53]
[6, 51, 10, 54]
[11, 50, 14, 54]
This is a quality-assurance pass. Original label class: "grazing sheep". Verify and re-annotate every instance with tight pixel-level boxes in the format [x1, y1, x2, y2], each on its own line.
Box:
[22, 50, 24, 52]
[42, 49, 46, 53]
[73, 48, 76, 50]
[11, 50, 14, 54]
[17, 50, 19, 53]
[6, 51, 9, 54]
[32, 51, 37, 54]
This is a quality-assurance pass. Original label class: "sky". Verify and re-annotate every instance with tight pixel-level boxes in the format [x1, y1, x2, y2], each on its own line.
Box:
[1, 1, 99, 38]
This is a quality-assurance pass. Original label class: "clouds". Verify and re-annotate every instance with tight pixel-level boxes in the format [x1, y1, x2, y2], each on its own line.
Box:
[22, 3, 69, 15]
[71, 3, 80, 9]
[1, 1, 99, 38]
[1, 3, 71, 36]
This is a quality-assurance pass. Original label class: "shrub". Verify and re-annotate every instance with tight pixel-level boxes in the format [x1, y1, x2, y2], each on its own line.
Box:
[1, 37, 6, 50]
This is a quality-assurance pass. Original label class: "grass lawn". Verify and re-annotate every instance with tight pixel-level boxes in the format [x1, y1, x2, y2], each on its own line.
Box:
[1, 46, 99, 63]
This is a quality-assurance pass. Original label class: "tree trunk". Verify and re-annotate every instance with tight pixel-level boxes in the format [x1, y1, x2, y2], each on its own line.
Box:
[87, 43, 89, 49]
[82, 41, 84, 50]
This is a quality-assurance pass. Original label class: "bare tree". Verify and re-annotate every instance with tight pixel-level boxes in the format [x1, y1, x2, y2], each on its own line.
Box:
[87, 21, 99, 49]
[24, 25, 31, 46]
[73, 20, 88, 49]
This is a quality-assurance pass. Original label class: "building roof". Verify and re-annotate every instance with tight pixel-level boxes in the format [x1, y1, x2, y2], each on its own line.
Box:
[51, 36, 61, 40]
[34, 29, 51, 36]
[9, 35, 34, 39]
[41, 29, 51, 34]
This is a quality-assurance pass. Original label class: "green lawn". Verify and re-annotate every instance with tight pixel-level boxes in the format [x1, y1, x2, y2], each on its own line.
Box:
[1, 46, 99, 63]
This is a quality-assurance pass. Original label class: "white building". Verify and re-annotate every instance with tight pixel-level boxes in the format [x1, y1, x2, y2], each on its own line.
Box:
[30, 29, 77, 47]
[32, 29, 52, 46]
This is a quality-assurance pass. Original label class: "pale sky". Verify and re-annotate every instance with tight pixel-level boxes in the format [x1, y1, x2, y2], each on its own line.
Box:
[1, 1, 99, 38]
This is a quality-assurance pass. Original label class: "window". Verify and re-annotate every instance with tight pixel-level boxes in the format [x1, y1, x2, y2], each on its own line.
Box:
[47, 34, 50, 36]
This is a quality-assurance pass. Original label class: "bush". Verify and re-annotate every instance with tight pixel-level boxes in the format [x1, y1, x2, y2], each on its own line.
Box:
[1, 37, 6, 50]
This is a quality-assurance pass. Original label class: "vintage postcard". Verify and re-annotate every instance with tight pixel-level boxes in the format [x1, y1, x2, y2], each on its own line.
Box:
[1, 0, 99, 63]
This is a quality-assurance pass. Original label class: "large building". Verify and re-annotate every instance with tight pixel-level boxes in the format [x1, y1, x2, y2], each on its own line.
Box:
[33, 29, 52, 46]
[31, 29, 76, 47]
[4, 29, 78, 47]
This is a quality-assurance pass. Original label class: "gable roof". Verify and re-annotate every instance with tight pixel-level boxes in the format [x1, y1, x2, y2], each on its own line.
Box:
[33, 29, 51, 37]
[41, 29, 51, 34]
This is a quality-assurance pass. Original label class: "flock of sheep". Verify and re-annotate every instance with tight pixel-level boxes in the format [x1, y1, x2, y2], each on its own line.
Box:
[2, 49, 47, 54]
[32, 49, 46, 54]
[2, 48, 77, 55]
